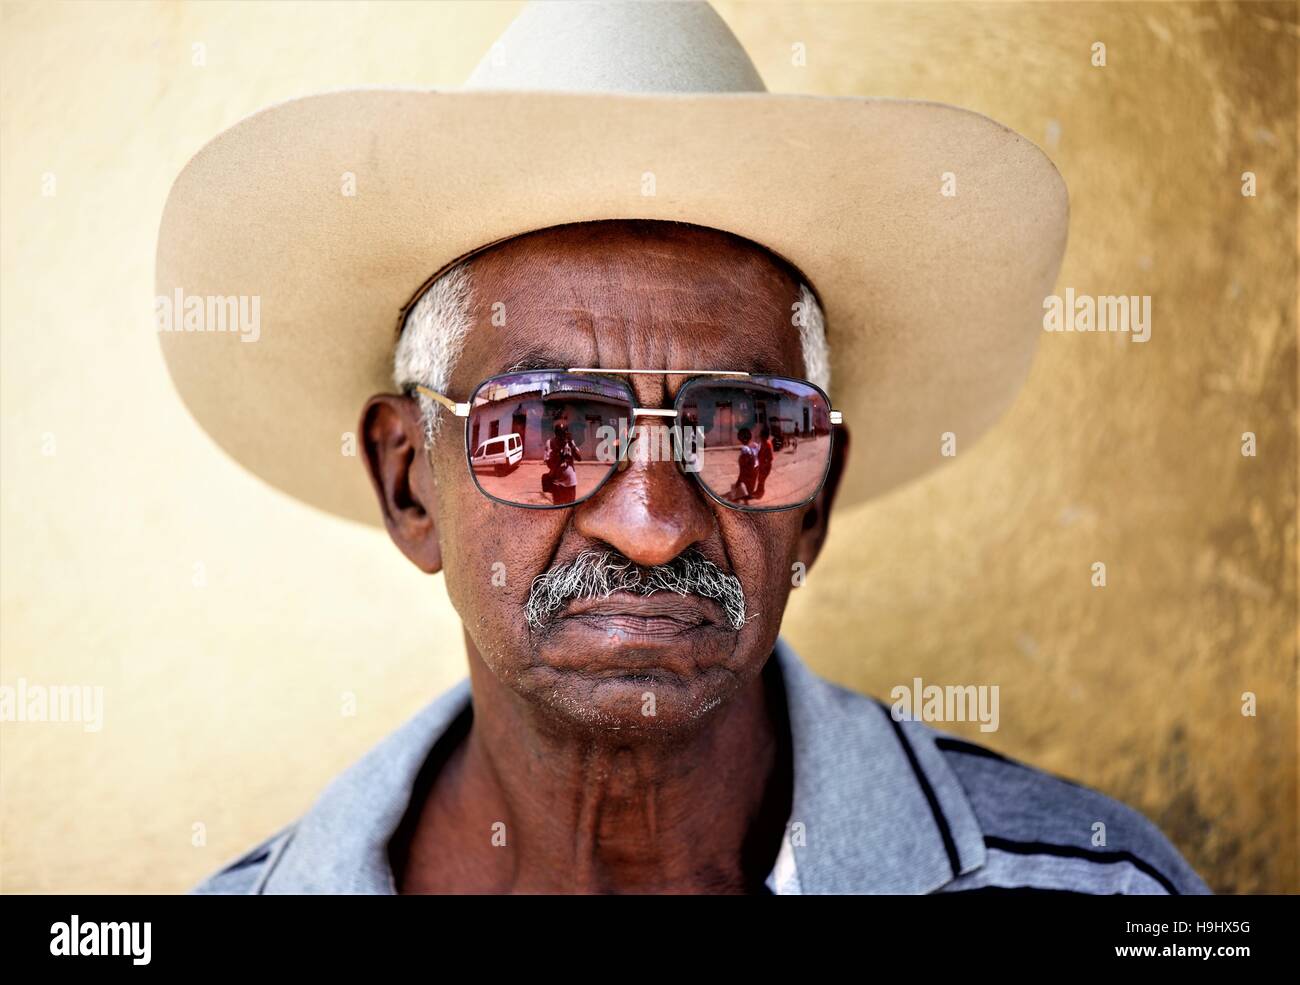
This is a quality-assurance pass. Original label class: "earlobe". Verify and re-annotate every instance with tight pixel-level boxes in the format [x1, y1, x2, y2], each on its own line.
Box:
[360, 395, 443, 574]
[796, 424, 850, 572]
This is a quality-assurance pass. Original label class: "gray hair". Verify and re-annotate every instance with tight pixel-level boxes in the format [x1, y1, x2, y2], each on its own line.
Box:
[393, 260, 830, 444]
[393, 261, 475, 446]
[524, 548, 749, 631]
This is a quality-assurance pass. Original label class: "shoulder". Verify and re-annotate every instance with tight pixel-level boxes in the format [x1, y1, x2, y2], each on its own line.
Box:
[926, 731, 1211, 895]
[189, 824, 297, 895]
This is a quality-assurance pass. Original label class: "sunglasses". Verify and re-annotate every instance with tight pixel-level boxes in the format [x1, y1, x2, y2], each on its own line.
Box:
[409, 369, 842, 512]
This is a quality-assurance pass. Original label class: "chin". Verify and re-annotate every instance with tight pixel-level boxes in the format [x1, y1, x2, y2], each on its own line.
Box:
[517, 662, 740, 737]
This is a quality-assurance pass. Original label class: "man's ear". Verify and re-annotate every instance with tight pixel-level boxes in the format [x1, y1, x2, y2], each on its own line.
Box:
[796, 424, 850, 573]
[360, 394, 442, 574]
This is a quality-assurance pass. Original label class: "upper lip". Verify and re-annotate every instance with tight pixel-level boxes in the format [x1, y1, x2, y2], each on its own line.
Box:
[560, 591, 721, 626]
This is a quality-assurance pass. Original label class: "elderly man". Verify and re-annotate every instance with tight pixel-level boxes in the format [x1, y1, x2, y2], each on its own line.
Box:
[161, 2, 1208, 894]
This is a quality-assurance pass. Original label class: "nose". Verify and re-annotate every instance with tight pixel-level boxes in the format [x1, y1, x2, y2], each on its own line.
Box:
[573, 420, 714, 567]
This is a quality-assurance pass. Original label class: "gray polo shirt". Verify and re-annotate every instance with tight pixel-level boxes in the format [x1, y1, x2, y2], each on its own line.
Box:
[193, 636, 1210, 894]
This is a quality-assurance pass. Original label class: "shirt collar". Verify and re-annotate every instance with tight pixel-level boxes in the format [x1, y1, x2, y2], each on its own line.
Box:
[772, 636, 985, 893]
[260, 636, 985, 894]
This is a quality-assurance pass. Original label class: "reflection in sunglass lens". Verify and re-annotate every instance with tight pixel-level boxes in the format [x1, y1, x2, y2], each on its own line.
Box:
[679, 376, 832, 510]
[467, 372, 630, 507]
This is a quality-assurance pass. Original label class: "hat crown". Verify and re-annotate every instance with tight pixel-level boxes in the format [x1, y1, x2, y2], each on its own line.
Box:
[465, 0, 766, 94]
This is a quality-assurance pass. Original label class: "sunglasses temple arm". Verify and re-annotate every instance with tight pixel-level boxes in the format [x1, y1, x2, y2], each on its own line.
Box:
[410, 384, 470, 417]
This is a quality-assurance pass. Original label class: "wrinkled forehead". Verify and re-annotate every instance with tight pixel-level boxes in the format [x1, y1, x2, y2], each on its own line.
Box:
[450, 220, 809, 383]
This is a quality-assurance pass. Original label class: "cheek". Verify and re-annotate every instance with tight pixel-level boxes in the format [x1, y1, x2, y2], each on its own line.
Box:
[718, 511, 806, 622]
[431, 442, 565, 656]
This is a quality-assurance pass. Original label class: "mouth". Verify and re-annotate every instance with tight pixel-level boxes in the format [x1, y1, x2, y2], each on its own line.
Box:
[555, 591, 723, 642]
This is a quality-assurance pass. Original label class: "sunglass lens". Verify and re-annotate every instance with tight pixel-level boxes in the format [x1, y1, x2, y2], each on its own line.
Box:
[679, 376, 833, 510]
[467, 372, 630, 507]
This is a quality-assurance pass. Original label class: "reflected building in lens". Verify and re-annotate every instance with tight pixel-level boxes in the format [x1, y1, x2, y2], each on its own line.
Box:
[681, 378, 831, 450]
[468, 373, 626, 468]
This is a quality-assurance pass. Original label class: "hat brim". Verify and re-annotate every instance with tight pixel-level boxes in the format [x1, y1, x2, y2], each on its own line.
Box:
[156, 88, 1068, 525]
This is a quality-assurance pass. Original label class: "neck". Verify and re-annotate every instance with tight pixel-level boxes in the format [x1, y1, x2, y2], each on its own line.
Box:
[396, 629, 793, 894]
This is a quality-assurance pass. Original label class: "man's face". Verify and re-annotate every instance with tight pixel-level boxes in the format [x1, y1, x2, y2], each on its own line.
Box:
[367, 221, 846, 734]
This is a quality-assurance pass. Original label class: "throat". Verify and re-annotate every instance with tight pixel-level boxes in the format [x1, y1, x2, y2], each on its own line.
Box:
[394, 653, 794, 894]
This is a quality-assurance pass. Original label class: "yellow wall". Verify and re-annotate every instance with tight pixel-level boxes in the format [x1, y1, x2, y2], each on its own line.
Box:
[1, 1, 1294, 893]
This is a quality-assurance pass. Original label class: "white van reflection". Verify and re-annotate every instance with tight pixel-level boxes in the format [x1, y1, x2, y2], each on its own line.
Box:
[470, 432, 524, 475]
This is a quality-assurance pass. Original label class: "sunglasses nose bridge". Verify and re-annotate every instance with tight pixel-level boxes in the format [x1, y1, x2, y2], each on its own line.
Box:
[612, 410, 679, 466]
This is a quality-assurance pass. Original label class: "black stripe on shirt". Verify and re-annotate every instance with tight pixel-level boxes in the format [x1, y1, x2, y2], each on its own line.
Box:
[882, 705, 961, 880]
[935, 735, 1089, 791]
[934, 736, 1014, 763]
[983, 835, 1180, 895]
[943, 886, 1107, 896]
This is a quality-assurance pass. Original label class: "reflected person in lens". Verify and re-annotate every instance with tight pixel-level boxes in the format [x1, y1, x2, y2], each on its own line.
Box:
[544, 420, 582, 506]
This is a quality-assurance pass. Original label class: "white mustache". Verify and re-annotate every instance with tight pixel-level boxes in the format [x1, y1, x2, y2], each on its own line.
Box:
[525, 548, 748, 631]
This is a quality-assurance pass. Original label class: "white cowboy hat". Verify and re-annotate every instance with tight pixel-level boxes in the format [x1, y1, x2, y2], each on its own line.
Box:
[156, 0, 1068, 525]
